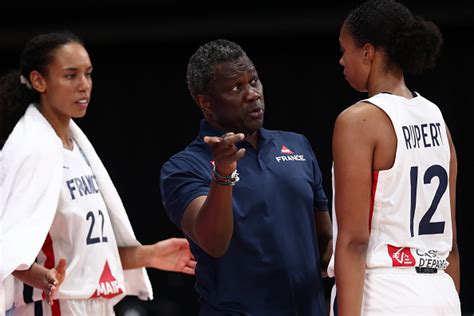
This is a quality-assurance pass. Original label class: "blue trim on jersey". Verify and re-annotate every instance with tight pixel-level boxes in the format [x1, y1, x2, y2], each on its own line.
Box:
[160, 120, 329, 315]
[23, 284, 34, 304]
[34, 301, 43, 316]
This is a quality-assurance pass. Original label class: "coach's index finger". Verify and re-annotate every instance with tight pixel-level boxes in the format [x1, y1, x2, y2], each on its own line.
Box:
[204, 132, 245, 147]
[219, 132, 245, 147]
[203, 135, 222, 146]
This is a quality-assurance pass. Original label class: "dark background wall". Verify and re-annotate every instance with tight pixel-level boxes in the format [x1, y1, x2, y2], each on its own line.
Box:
[2, 1, 473, 315]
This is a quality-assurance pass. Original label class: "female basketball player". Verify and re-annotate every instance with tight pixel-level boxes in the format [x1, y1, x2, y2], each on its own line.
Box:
[327, 0, 461, 315]
[0, 31, 196, 315]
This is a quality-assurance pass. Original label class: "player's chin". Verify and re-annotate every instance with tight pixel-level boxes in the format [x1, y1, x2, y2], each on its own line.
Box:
[72, 109, 88, 118]
[347, 79, 367, 93]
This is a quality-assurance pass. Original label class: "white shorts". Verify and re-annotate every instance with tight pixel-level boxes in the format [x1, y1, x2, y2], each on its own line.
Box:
[330, 268, 461, 316]
[12, 298, 115, 316]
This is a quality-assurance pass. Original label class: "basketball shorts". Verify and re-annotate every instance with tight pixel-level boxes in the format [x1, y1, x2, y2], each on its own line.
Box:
[12, 298, 115, 316]
[330, 267, 461, 315]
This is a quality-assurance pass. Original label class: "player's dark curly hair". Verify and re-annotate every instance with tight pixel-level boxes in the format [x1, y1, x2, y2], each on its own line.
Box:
[345, 0, 443, 75]
[186, 39, 252, 102]
[0, 31, 83, 147]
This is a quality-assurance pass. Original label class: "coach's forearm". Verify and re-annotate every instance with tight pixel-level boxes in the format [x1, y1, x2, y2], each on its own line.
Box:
[193, 183, 234, 257]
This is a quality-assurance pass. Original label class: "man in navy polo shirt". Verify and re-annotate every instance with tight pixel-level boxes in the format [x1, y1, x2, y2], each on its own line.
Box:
[160, 39, 332, 315]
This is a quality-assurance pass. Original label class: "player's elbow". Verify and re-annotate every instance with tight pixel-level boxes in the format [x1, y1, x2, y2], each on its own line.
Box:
[337, 233, 369, 256]
[194, 228, 233, 258]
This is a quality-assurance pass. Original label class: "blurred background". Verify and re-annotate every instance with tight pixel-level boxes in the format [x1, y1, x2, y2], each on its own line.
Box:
[1, 0, 473, 314]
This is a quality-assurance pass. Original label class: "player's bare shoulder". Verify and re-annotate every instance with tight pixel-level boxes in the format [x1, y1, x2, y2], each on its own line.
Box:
[334, 101, 387, 135]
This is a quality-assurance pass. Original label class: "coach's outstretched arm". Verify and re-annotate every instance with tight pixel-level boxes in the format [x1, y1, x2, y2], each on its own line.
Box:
[181, 132, 245, 258]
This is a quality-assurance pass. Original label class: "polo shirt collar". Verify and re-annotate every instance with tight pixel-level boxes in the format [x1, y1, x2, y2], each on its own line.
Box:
[198, 119, 224, 138]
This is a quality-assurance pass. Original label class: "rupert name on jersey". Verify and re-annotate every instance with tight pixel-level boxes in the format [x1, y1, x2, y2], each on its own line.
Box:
[402, 122, 444, 150]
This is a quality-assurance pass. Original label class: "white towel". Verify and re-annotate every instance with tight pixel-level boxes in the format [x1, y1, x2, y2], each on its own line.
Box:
[0, 104, 153, 303]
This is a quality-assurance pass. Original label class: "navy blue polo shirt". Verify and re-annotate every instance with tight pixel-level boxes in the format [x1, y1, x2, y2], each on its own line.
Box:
[160, 120, 328, 316]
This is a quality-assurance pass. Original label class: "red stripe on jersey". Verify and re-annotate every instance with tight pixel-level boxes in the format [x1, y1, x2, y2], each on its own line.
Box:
[51, 300, 61, 316]
[41, 234, 62, 316]
[369, 171, 379, 231]
[42, 234, 55, 269]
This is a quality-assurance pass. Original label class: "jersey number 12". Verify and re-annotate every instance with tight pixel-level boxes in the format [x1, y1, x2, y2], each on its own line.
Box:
[409, 165, 447, 237]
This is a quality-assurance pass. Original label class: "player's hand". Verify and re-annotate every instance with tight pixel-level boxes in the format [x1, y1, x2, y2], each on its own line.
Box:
[43, 257, 67, 305]
[149, 238, 197, 275]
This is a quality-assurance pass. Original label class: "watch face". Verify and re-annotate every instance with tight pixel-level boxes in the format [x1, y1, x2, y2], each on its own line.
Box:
[230, 170, 240, 182]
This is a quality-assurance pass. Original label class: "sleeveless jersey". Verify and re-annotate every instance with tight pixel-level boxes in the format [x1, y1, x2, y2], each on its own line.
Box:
[14, 140, 126, 306]
[328, 92, 452, 276]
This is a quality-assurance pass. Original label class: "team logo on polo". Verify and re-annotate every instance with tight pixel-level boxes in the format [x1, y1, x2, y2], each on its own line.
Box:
[275, 145, 306, 162]
[280, 145, 294, 154]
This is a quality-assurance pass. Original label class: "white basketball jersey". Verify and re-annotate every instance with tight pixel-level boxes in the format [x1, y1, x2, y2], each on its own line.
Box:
[328, 92, 452, 276]
[14, 141, 125, 306]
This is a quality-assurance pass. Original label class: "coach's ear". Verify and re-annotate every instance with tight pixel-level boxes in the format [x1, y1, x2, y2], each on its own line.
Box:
[197, 94, 212, 116]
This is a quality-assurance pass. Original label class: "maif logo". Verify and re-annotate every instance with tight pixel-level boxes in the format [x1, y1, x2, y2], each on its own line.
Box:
[275, 145, 306, 162]
[90, 261, 124, 298]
